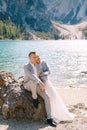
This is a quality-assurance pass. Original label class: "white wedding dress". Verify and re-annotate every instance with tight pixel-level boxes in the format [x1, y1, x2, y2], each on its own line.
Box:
[45, 79, 76, 123]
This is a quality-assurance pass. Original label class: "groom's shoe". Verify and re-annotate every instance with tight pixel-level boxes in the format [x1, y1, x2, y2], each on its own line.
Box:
[47, 118, 57, 127]
[33, 98, 38, 109]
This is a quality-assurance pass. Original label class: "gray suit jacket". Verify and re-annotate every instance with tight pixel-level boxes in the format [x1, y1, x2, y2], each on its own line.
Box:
[24, 63, 43, 84]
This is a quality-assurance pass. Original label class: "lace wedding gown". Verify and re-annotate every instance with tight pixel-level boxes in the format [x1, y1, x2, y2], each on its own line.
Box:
[45, 79, 76, 123]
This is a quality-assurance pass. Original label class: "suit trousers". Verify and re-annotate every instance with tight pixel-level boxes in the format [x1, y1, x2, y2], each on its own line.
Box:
[36, 85, 51, 119]
[24, 80, 51, 119]
[24, 80, 38, 99]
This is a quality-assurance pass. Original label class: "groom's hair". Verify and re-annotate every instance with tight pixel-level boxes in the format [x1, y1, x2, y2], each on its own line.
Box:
[28, 51, 36, 57]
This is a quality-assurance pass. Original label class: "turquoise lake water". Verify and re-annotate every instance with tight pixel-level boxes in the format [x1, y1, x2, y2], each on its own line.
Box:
[0, 40, 87, 88]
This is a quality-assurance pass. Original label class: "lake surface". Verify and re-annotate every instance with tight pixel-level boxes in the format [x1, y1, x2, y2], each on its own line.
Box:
[0, 40, 87, 88]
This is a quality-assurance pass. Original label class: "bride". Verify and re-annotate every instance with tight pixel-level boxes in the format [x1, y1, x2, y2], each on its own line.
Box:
[36, 55, 76, 123]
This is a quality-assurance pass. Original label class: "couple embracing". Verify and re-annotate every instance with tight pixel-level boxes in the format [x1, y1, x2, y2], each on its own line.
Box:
[24, 51, 75, 127]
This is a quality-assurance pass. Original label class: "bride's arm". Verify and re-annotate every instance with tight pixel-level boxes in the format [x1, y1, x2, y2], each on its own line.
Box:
[42, 61, 51, 76]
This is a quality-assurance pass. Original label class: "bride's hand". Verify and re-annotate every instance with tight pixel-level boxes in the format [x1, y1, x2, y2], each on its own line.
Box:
[40, 84, 46, 92]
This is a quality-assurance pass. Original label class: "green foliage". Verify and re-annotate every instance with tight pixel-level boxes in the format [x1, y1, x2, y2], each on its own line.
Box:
[0, 20, 59, 40]
[0, 20, 32, 40]
[35, 31, 59, 40]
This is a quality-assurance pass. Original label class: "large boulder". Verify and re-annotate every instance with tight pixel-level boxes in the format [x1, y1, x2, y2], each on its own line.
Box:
[0, 71, 46, 121]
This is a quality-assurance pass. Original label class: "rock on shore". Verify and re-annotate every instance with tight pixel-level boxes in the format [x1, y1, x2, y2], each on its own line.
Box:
[0, 71, 46, 120]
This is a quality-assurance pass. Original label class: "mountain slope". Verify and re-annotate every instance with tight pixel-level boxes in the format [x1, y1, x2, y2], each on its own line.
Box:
[43, 0, 87, 24]
[0, 0, 52, 32]
[52, 21, 87, 39]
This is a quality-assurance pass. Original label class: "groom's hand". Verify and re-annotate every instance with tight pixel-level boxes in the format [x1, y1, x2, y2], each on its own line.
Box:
[39, 83, 46, 92]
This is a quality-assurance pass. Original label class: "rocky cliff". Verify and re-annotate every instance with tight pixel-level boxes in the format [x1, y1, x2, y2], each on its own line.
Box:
[43, 0, 87, 24]
[0, 0, 52, 32]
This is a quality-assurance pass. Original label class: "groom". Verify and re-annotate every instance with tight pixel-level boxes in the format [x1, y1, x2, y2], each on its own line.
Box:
[23, 51, 57, 127]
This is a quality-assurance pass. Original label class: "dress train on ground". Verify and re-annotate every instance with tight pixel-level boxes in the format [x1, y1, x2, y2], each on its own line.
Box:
[45, 80, 76, 123]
